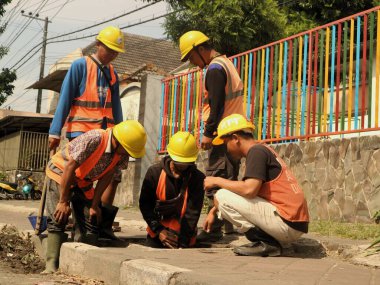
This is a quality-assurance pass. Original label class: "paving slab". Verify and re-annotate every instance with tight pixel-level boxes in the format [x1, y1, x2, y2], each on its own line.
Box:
[1, 200, 379, 285]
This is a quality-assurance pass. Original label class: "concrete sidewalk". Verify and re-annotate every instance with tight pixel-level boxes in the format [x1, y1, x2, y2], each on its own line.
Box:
[0, 200, 379, 285]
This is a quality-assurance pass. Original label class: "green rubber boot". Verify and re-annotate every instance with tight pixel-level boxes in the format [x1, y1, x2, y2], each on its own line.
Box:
[41, 232, 68, 274]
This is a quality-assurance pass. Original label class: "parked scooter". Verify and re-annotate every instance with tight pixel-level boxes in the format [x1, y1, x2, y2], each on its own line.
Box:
[17, 171, 42, 200]
[0, 180, 24, 200]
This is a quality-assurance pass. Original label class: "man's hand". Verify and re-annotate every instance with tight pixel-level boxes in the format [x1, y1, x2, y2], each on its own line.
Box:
[201, 135, 213, 150]
[54, 201, 71, 224]
[49, 137, 60, 151]
[89, 205, 102, 225]
[204, 176, 219, 191]
[203, 209, 216, 233]
[158, 229, 178, 249]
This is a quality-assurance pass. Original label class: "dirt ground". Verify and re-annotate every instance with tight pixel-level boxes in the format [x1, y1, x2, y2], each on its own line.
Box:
[0, 225, 104, 285]
[0, 224, 44, 274]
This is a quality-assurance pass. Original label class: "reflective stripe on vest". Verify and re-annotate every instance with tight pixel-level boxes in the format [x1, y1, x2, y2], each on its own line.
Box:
[203, 55, 244, 123]
[258, 145, 310, 222]
[65, 56, 116, 133]
[146, 170, 196, 246]
[46, 129, 121, 200]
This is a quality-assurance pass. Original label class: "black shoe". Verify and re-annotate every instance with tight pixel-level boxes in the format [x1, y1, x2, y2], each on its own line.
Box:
[98, 204, 122, 241]
[99, 228, 122, 241]
[196, 230, 223, 243]
[233, 241, 282, 257]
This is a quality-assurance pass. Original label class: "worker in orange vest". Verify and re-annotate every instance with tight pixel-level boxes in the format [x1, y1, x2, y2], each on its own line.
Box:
[139, 132, 205, 248]
[179, 31, 245, 242]
[204, 114, 309, 257]
[42, 121, 147, 273]
[48, 26, 125, 240]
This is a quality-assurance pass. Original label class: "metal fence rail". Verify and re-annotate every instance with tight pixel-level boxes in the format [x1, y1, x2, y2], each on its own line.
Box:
[18, 131, 49, 171]
[158, 6, 380, 152]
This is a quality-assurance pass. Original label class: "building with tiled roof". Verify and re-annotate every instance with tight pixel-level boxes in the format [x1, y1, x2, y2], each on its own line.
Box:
[30, 32, 181, 93]
[82, 33, 182, 80]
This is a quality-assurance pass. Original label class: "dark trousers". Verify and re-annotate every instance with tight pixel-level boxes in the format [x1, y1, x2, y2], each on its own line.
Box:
[206, 144, 240, 197]
[46, 178, 97, 236]
[205, 144, 240, 232]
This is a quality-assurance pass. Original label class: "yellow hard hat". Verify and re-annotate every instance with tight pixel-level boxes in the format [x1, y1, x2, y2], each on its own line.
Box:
[212, 114, 255, 145]
[167, 131, 199, 163]
[179, 30, 210, 62]
[96, 26, 125, 53]
[113, 120, 147, 158]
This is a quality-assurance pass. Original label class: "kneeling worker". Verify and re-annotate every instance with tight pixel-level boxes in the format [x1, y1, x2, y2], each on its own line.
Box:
[140, 132, 205, 248]
[43, 120, 147, 273]
[204, 114, 309, 256]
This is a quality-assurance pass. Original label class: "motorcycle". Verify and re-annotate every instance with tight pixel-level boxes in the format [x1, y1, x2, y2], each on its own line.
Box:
[0, 180, 24, 200]
[17, 172, 42, 200]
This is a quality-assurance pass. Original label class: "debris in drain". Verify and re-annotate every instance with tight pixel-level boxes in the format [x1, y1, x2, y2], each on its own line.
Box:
[0, 224, 45, 273]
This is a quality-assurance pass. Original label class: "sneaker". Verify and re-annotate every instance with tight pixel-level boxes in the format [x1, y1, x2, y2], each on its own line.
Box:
[196, 230, 223, 243]
[233, 241, 282, 257]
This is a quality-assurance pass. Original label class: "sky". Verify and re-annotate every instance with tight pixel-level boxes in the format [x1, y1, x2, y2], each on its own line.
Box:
[0, 0, 168, 113]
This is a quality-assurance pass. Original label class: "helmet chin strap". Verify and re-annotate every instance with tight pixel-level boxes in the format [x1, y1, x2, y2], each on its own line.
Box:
[194, 46, 207, 67]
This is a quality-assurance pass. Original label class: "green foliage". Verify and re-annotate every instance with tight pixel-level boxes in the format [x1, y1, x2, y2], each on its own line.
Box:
[163, 0, 287, 56]
[0, 68, 16, 105]
[144, 0, 379, 56]
[0, 172, 7, 181]
[373, 210, 380, 223]
[0, 0, 17, 106]
[309, 220, 380, 240]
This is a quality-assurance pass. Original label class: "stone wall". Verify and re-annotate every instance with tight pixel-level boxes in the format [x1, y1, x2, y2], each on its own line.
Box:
[193, 136, 380, 223]
[113, 163, 136, 207]
[113, 74, 379, 222]
[270, 136, 380, 223]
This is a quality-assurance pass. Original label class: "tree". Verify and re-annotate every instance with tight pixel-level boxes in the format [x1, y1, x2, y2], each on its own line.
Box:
[155, 0, 287, 56]
[0, 0, 17, 106]
[144, 0, 380, 56]
[284, 0, 380, 36]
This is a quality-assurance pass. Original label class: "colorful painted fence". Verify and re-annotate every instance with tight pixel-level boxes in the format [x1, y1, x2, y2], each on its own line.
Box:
[158, 6, 380, 152]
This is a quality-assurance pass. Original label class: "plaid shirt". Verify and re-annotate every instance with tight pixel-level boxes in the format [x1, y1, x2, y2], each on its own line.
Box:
[69, 129, 129, 180]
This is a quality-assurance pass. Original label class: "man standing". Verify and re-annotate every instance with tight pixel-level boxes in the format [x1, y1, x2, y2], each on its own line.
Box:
[42, 120, 146, 273]
[179, 31, 245, 242]
[48, 26, 125, 239]
[203, 114, 309, 256]
[139, 132, 205, 248]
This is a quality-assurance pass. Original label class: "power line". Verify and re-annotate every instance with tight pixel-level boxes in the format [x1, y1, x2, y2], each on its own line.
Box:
[5, 0, 49, 49]
[1, 0, 30, 31]
[2, 89, 33, 109]
[2, 28, 42, 67]
[9, 9, 177, 71]
[40, 0, 75, 14]
[50, 0, 71, 21]
[48, 10, 176, 44]
[5, 1, 164, 70]
[47, 1, 161, 41]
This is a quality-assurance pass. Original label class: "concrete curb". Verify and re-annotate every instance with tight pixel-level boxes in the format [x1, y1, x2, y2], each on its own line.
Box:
[120, 259, 190, 285]
[59, 243, 193, 285]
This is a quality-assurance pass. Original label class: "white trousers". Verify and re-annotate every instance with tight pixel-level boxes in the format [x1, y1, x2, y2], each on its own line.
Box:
[215, 189, 304, 244]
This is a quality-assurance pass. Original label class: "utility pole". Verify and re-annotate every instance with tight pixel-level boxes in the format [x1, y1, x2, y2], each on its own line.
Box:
[21, 12, 51, 113]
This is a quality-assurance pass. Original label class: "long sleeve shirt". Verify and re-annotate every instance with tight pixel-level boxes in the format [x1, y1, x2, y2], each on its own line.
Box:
[204, 63, 227, 138]
[139, 156, 205, 247]
[49, 57, 123, 140]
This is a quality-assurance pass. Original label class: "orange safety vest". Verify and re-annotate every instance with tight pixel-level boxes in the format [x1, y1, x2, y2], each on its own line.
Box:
[65, 56, 117, 133]
[146, 170, 196, 246]
[203, 55, 244, 124]
[45, 129, 120, 200]
[258, 145, 309, 222]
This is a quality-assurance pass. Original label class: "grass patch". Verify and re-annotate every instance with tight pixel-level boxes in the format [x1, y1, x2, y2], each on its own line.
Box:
[309, 220, 380, 240]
